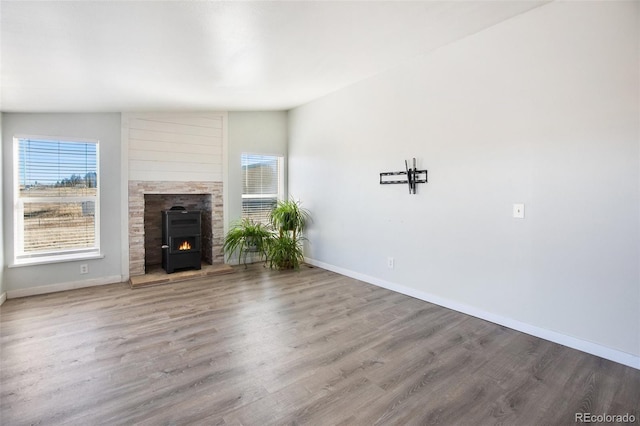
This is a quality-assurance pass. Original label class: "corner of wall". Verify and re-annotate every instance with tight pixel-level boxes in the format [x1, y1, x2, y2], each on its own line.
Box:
[120, 113, 130, 282]
[0, 112, 5, 305]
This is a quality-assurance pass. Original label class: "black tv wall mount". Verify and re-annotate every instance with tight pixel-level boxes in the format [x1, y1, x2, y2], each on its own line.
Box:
[379, 158, 427, 194]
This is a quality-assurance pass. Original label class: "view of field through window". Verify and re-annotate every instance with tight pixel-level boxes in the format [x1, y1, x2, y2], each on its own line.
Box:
[16, 138, 98, 257]
[22, 196, 96, 253]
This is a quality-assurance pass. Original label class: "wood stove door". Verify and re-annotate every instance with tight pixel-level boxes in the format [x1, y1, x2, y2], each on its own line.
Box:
[169, 235, 200, 254]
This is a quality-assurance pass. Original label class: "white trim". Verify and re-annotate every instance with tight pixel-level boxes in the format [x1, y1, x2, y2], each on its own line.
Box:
[222, 111, 229, 237]
[121, 113, 130, 282]
[10, 252, 104, 267]
[13, 134, 100, 144]
[6, 275, 123, 299]
[277, 155, 285, 202]
[12, 136, 101, 262]
[240, 152, 285, 223]
[0, 292, 6, 306]
[241, 193, 279, 199]
[305, 257, 640, 371]
[19, 196, 96, 203]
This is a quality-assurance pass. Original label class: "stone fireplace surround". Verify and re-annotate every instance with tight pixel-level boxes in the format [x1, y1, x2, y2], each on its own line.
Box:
[129, 181, 224, 276]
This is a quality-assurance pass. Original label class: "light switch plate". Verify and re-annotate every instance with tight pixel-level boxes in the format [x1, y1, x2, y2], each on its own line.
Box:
[513, 203, 525, 219]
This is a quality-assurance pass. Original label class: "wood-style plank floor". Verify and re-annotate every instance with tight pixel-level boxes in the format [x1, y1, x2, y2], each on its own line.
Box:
[1, 264, 639, 425]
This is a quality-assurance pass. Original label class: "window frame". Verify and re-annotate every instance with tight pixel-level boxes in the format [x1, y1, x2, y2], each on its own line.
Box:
[12, 135, 102, 266]
[240, 152, 284, 225]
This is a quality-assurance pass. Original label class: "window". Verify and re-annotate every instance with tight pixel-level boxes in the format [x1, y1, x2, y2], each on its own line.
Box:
[241, 153, 283, 224]
[14, 136, 100, 264]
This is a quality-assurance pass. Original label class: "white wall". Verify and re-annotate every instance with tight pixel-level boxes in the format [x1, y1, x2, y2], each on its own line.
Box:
[2, 113, 123, 295]
[227, 111, 288, 229]
[289, 1, 640, 366]
[0, 113, 5, 304]
[124, 112, 225, 182]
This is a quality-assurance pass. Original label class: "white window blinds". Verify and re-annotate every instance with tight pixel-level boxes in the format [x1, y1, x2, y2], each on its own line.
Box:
[14, 137, 100, 260]
[241, 153, 283, 224]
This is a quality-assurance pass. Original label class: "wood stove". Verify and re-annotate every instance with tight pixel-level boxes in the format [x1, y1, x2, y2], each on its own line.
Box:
[162, 209, 202, 273]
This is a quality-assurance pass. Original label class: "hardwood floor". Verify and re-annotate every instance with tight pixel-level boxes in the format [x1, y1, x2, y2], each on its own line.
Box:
[1, 264, 638, 425]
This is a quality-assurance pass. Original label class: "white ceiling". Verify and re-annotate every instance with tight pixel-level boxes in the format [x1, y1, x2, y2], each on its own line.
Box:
[0, 1, 547, 112]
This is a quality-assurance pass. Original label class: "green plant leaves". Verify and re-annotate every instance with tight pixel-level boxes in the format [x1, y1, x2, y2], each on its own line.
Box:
[267, 234, 306, 270]
[269, 199, 310, 238]
[222, 218, 272, 267]
[223, 199, 311, 269]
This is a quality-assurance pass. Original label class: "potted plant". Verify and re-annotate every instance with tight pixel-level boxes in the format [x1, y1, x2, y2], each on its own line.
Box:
[269, 199, 310, 240]
[266, 233, 305, 270]
[222, 218, 272, 267]
[267, 199, 310, 270]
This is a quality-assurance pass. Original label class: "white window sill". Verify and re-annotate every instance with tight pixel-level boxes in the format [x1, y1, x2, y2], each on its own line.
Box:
[10, 252, 104, 268]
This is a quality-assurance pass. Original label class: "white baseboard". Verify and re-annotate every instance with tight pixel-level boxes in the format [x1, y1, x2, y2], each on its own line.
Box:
[0, 292, 6, 306]
[6, 275, 124, 299]
[305, 257, 640, 370]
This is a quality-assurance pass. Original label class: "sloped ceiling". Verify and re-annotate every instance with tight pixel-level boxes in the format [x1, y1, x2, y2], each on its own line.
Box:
[0, 1, 547, 112]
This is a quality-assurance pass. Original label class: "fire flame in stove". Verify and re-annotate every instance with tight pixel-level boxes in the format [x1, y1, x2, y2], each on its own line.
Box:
[178, 241, 192, 251]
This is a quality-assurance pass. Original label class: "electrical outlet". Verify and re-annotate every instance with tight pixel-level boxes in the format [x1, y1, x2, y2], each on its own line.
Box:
[387, 257, 394, 269]
[80, 264, 89, 274]
[513, 203, 525, 219]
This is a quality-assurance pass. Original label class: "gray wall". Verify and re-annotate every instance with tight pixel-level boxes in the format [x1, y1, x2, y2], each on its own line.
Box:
[2, 113, 123, 292]
[288, 1, 639, 359]
[0, 113, 4, 300]
[227, 111, 289, 227]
